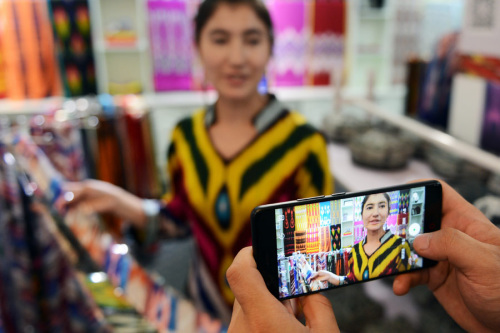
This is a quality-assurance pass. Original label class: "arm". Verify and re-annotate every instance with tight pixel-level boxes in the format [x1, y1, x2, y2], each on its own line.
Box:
[59, 136, 191, 241]
[393, 179, 500, 333]
[308, 270, 343, 286]
[60, 179, 147, 229]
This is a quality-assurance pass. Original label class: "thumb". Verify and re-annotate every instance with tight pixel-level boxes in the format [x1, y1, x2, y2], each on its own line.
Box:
[300, 294, 339, 332]
[413, 228, 488, 271]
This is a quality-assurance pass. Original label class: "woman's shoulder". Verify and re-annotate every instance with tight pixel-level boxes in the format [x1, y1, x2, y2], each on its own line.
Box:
[172, 108, 206, 133]
[279, 110, 324, 137]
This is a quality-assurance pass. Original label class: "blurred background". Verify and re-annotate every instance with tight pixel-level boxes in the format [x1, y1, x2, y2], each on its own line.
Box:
[0, 0, 499, 332]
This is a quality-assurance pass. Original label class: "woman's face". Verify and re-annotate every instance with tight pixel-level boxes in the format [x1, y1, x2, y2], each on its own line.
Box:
[362, 194, 389, 232]
[197, 3, 271, 101]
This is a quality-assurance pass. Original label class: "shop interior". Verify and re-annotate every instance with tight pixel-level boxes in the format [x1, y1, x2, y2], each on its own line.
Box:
[0, 0, 499, 332]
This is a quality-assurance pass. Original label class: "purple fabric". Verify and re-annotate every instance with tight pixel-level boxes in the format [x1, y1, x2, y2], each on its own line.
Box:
[268, 0, 306, 86]
[480, 81, 500, 154]
[148, 0, 193, 91]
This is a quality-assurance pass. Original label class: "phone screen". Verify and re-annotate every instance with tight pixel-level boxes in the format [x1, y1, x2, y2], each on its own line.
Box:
[274, 186, 428, 299]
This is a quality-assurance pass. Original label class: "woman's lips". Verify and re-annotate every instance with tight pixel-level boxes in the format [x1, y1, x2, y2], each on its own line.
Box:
[225, 74, 248, 86]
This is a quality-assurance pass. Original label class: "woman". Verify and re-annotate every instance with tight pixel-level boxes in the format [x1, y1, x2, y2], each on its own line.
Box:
[62, 0, 332, 323]
[310, 193, 410, 286]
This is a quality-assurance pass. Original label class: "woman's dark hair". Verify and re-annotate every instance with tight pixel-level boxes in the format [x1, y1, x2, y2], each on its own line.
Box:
[194, 0, 274, 48]
[361, 193, 391, 216]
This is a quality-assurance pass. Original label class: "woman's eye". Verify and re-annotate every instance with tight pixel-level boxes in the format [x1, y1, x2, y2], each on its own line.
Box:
[213, 38, 227, 45]
[246, 38, 261, 45]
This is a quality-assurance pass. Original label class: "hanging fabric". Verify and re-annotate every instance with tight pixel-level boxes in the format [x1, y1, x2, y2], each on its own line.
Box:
[310, 0, 346, 86]
[48, 0, 97, 97]
[0, 0, 61, 99]
[147, 0, 193, 91]
[0, 141, 111, 333]
[268, 0, 307, 86]
[3, 130, 226, 332]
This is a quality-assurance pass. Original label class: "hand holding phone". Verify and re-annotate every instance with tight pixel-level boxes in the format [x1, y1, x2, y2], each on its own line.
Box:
[251, 180, 442, 300]
[228, 180, 500, 333]
[393, 180, 500, 333]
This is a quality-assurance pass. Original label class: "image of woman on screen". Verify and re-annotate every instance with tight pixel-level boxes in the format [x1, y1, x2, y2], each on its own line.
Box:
[309, 193, 411, 286]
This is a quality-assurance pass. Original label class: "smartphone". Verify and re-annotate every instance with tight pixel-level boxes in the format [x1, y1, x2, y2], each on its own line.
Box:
[251, 180, 442, 300]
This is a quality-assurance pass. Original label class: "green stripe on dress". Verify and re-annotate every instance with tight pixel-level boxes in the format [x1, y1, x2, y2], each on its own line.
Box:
[239, 124, 316, 199]
[303, 152, 325, 194]
[178, 118, 209, 194]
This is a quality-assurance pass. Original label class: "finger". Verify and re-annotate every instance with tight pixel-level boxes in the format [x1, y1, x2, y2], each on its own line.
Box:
[228, 300, 251, 333]
[393, 270, 428, 296]
[227, 247, 287, 317]
[231, 299, 242, 318]
[227, 247, 302, 332]
[413, 228, 494, 271]
[282, 299, 295, 315]
[407, 179, 500, 246]
[299, 294, 339, 332]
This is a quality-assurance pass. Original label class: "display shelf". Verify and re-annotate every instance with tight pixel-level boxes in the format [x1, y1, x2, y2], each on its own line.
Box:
[0, 97, 63, 115]
[94, 39, 149, 53]
[89, 0, 152, 94]
[343, 97, 500, 175]
[347, 0, 396, 91]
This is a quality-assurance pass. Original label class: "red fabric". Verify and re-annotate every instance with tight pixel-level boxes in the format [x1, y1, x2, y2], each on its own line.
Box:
[312, 0, 345, 86]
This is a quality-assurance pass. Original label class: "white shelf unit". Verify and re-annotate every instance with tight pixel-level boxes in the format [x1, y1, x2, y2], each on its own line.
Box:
[346, 0, 396, 93]
[340, 198, 354, 248]
[88, 0, 152, 94]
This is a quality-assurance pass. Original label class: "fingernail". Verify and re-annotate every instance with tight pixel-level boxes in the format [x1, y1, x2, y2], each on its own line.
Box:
[415, 233, 430, 250]
[64, 191, 74, 202]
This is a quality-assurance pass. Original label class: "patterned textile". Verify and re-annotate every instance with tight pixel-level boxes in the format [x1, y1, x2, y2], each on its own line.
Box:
[268, 0, 307, 86]
[0, 0, 61, 99]
[159, 95, 333, 320]
[48, 0, 97, 96]
[306, 203, 320, 254]
[283, 206, 296, 256]
[311, 0, 346, 86]
[480, 81, 500, 155]
[330, 224, 341, 251]
[147, 0, 193, 91]
[0, 142, 110, 333]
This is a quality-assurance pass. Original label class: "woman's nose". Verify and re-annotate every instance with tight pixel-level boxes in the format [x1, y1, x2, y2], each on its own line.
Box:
[228, 41, 245, 66]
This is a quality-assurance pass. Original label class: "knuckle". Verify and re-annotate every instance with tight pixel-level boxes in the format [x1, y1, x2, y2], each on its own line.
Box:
[225, 263, 241, 287]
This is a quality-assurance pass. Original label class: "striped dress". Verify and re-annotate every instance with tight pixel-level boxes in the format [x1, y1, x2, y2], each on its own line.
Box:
[345, 231, 411, 283]
[156, 96, 333, 321]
